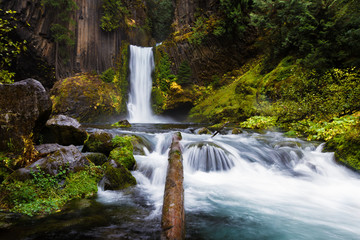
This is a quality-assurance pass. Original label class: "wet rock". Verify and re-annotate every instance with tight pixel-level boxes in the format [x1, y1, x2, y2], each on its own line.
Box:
[196, 127, 212, 135]
[82, 130, 113, 155]
[130, 135, 151, 155]
[109, 147, 136, 170]
[101, 161, 136, 190]
[10, 144, 90, 181]
[0, 79, 52, 153]
[112, 119, 131, 128]
[41, 115, 88, 146]
[232, 128, 243, 134]
[83, 152, 108, 166]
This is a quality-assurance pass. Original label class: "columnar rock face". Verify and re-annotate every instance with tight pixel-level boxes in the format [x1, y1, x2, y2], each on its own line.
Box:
[0, 79, 52, 152]
[173, 0, 218, 31]
[0, 0, 152, 86]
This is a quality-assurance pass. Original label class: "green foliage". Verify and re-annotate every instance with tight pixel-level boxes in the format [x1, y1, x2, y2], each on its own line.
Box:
[0, 9, 27, 84]
[219, 0, 252, 37]
[151, 87, 166, 114]
[176, 60, 192, 86]
[1, 165, 102, 216]
[114, 41, 130, 113]
[240, 116, 277, 129]
[100, 68, 115, 83]
[155, 50, 176, 92]
[100, 0, 129, 32]
[189, 15, 226, 45]
[147, 0, 174, 41]
[251, 0, 360, 70]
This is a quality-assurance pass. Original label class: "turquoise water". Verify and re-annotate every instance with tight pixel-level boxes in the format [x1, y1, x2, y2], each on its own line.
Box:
[1, 125, 360, 239]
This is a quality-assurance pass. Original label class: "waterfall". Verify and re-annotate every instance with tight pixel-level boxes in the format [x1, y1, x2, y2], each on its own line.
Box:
[127, 45, 156, 123]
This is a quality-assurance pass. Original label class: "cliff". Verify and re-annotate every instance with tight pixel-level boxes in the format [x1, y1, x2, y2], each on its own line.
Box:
[1, 0, 152, 88]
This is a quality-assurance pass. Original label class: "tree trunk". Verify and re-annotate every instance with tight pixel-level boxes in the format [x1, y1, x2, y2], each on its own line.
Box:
[161, 132, 185, 240]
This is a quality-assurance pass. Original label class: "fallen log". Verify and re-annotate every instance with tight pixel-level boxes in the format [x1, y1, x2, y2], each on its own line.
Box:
[161, 132, 185, 240]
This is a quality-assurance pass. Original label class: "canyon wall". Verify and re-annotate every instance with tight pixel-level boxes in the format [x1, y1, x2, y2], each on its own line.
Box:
[0, 0, 151, 87]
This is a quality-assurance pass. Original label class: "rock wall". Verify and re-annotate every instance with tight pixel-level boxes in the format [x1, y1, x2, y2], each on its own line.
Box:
[0, 0, 151, 87]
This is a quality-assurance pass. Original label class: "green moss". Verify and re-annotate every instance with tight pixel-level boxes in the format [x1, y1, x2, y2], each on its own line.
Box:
[114, 41, 130, 113]
[0, 165, 102, 216]
[102, 162, 136, 190]
[109, 147, 135, 170]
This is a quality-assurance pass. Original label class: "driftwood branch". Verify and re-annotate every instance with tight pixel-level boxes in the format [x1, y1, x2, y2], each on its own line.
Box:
[211, 121, 230, 138]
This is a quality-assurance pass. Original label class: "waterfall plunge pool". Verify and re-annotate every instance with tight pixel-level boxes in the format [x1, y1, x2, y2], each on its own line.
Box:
[1, 124, 360, 240]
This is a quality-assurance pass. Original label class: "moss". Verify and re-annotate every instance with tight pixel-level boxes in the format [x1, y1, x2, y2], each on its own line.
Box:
[114, 41, 130, 113]
[0, 165, 103, 216]
[51, 73, 124, 123]
[83, 131, 113, 155]
[109, 147, 136, 170]
[102, 162, 136, 190]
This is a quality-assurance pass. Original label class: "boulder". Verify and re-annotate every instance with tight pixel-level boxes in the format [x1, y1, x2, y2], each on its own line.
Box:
[111, 119, 132, 128]
[83, 152, 108, 166]
[197, 127, 212, 135]
[82, 130, 113, 155]
[0, 79, 52, 153]
[51, 74, 125, 123]
[109, 147, 136, 170]
[232, 128, 243, 134]
[101, 161, 137, 190]
[10, 144, 90, 181]
[41, 115, 88, 146]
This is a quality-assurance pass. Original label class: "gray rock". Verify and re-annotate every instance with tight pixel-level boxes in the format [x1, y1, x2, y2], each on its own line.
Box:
[41, 114, 88, 145]
[10, 144, 90, 181]
[82, 130, 114, 155]
[0, 79, 52, 153]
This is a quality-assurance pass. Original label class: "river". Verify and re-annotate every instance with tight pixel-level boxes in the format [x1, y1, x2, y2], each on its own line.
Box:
[3, 123, 360, 239]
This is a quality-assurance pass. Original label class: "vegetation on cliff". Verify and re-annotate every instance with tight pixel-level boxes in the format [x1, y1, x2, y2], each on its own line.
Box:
[0, 9, 27, 84]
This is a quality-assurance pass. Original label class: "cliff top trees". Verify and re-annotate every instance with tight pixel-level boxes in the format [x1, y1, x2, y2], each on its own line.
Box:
[100, 0, 129, 32]
[41, 0, 77, 79]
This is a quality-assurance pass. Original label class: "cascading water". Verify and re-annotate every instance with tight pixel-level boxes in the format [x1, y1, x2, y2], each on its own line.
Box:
[130, 130, 360, 239]
[127, 45, 156, 123]
[6, 127, 360, 239]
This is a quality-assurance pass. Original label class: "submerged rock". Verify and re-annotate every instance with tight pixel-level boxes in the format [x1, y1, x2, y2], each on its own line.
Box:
[82, 130, 113, 155]
[232, 128, 243, 134]
[197, 127, 212, 135]
[0, 79, 52, 153]
[41, 115, 88, 146]
[11, 144, 90, 181]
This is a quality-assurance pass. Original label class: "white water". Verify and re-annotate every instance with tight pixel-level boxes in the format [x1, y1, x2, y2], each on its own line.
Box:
[129, 130, 360, 239]
[127, 45, 157, 123]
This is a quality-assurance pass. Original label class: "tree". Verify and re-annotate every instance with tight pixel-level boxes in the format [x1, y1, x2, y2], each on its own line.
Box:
[100, 0, 129, 32]
[42, 0, 77, 79]
[147, 0, 174, 42]
[0, 9, 27, 84]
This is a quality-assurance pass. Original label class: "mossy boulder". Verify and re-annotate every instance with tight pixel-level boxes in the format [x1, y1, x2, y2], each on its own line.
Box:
[0, 79, 52, 153]
[109, 147, 136, 170]
[102, 161, 136, 190]
[41, 115, 88, 146]
[10, 144, 91, 181]
[197, 127, 212, 135]
[232, 128, 243, 134]
[82, 130, 113, 155]
[111, 119, 131, 128]
[83, 152, 108, 166]
[51, 74, 125, 123]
